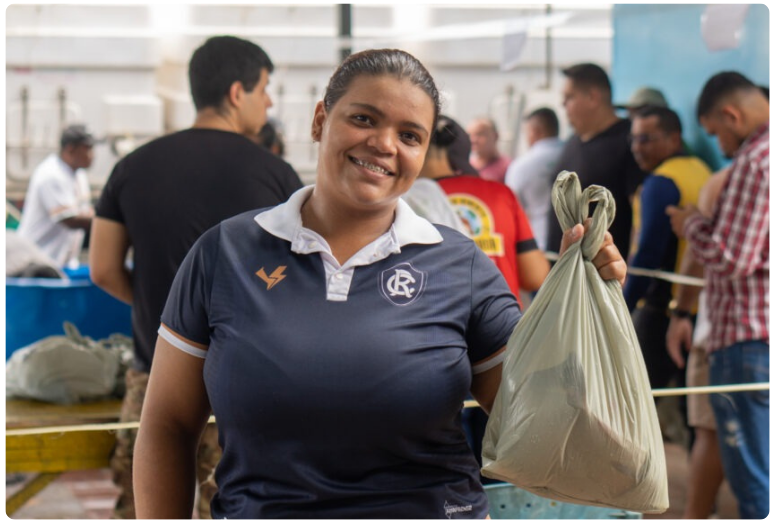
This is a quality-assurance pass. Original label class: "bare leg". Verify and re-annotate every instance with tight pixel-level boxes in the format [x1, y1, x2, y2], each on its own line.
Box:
[684, 427, 724, 519]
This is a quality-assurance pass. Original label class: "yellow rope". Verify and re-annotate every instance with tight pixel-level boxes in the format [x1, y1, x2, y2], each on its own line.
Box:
[545, 251, 706, 287]
[462, 382, 769, 409]
[8, 383, 769, 436]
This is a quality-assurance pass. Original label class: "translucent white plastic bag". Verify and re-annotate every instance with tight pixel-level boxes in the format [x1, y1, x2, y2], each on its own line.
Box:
[6, 322, 132, 404]
[481, 171, 668, 514]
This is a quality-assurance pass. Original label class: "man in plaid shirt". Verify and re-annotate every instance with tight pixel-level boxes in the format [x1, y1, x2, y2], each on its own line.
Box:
[667, 72, 769, 519]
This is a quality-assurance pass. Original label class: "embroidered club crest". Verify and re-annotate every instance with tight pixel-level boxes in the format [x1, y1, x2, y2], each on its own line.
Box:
[379, 262, 427, 306]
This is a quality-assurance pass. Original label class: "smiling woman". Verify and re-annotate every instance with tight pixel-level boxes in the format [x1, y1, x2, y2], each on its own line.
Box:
[304, 73, 436, 261]
[132, 48, 627, 519]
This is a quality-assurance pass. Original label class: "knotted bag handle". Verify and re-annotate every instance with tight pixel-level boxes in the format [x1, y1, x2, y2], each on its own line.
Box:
[551, 170, 616, 261]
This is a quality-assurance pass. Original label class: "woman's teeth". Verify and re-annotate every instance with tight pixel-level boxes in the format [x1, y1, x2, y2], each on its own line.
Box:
[352, 157, 392, 176]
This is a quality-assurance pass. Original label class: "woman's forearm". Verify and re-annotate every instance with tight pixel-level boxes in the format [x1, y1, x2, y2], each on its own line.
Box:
[133, 418, 202, 518]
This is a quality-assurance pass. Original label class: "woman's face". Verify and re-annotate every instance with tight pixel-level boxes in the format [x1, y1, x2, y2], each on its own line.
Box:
[311, 75, 435, 213]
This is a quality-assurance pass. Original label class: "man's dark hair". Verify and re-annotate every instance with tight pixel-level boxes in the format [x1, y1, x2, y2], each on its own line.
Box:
[562, 63, 612, 101]
[188, 35, 274, 111]
[257, 120, 285, 157]
[696, 71, 758, 120]
[633, 106, 682, 135]
[527, 107, 559, 137]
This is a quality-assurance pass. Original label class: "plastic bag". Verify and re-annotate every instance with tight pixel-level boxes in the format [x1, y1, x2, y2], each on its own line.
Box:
[481, 171, 668, 514]
[6, 230, 65, 278]
[6, 322, 133, 404]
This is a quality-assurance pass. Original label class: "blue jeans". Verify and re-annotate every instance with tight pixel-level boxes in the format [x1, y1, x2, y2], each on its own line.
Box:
[709, 340, 769, 519]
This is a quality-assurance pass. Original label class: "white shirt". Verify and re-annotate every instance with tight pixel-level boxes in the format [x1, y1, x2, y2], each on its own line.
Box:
[402, 178, 470, 237]
[504, 137, 564, 251]
[17, 154, 92, 268]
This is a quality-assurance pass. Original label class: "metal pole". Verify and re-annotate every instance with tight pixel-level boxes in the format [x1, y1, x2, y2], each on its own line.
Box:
[20, 86, 29, 169]
[339, 4, 352, 63]
[57, 87, 67, 133]
[545, 4, 553, 89]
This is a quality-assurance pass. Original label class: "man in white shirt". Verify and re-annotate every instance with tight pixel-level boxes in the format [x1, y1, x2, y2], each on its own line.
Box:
[504, 107, 564, 251]
[17, 124, 95, 268]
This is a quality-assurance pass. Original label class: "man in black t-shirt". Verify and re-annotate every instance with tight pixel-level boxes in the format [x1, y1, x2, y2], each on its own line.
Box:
[90, 36, 302, 519]
[545, 63, 645, 259]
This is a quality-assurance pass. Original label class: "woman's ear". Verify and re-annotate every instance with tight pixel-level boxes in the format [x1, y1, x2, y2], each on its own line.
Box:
[311, 101, 326, 142]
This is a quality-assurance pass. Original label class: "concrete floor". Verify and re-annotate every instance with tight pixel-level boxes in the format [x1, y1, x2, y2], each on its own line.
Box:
[6, 441, 739, 519]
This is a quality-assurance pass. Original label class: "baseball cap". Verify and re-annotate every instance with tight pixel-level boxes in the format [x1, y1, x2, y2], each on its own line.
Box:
[616, 87, 668, 110]
[434, 115, 478, 176]
[60, 124, 95, 148]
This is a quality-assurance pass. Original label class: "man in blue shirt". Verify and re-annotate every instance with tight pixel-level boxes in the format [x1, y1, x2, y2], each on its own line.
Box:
[504, 107, 564, 251]
[624, 106, 711, 389]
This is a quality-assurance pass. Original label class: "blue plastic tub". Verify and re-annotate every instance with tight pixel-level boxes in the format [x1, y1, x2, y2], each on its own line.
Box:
[6, 265, 132, 359]
[484, 483, 643, 519]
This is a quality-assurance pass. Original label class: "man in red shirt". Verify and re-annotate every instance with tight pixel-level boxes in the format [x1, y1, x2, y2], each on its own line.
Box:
[419, 114, 549, 476]
[667, 71, 769, 519]
[423, 115, 549, 304]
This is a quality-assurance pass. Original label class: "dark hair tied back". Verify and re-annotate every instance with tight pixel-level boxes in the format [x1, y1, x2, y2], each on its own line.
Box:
[431, 117, 458, 148]
[323, 49, 441, 128]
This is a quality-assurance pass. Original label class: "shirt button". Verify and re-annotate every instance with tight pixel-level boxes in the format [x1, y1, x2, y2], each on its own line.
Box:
[309, 241, 318, 249]
[335, 273, 344, 280]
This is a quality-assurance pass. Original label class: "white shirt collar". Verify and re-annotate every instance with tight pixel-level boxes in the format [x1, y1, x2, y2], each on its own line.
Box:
[54, 154, 76, 176]
[255, 185, 443, 249]
[532, 136, 562, 151]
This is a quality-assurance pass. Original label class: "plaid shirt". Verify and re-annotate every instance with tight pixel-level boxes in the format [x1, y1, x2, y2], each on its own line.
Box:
[684, 124, 769, 353]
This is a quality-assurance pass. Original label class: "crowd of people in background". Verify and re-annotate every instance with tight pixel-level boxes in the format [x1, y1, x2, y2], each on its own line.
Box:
[11, 34, 768, 519]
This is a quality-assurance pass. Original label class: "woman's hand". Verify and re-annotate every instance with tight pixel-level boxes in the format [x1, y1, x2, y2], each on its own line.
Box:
[559, 222, 627, 287]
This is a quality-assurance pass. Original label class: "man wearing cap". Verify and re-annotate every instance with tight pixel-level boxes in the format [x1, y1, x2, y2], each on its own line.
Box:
[618, 86, 669, 117]
[17, 124, 95, 268]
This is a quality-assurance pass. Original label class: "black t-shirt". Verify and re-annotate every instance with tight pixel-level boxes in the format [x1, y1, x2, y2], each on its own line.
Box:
[95, 128, 303, 372]
[545, 119, 645, 259]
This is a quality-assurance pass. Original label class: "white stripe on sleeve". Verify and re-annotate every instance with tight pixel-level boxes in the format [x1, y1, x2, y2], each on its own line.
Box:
[158, 325, 207, 359]
[472, 349, 505, 375]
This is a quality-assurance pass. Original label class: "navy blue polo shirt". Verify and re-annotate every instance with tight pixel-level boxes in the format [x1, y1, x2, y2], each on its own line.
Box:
[160, 187, 521, 518]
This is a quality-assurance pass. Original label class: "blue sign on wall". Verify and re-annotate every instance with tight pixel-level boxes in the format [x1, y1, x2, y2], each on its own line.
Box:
[612, 4, 769, 171]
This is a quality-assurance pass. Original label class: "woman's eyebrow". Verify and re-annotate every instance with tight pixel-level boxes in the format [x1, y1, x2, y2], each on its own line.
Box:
[350, 102, 429, 136]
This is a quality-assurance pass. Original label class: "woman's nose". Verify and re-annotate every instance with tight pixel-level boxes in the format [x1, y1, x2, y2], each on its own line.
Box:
[366, 128, 397, 154]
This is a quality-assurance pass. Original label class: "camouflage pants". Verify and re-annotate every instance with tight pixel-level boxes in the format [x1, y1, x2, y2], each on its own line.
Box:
[110, 368, 221, 519]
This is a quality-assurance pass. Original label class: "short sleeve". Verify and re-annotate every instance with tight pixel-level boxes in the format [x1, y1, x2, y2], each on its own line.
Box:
[510, 192, 539, 253]
[95, 160, 126, 223]
[160, 224, 221, 346]
[466, 247, 522, 365]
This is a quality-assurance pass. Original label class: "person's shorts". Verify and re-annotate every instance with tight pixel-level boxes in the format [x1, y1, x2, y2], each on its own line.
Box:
[686, 346, 717, 430]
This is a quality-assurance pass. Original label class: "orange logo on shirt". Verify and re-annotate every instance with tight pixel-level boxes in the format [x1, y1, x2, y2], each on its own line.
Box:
[256, 266, 287, 290]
